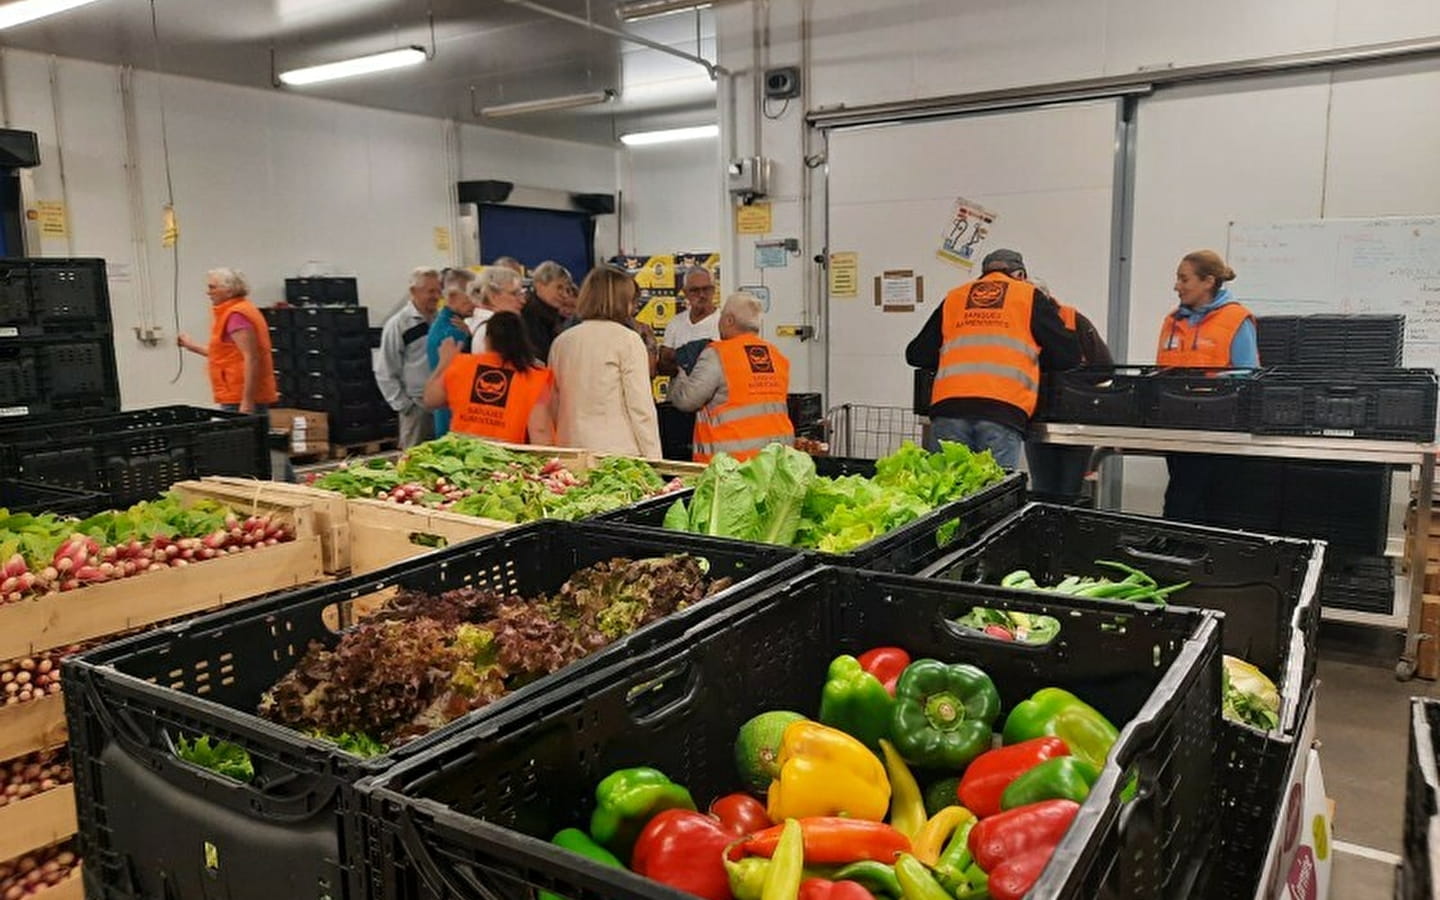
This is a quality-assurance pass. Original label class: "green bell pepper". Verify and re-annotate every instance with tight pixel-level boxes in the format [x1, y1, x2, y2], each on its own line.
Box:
[819, 655, 896, 750]
[1000, 756, 1100, 810]
[589, 767, 696, 859]
[1001, 687, 1119, 769]
[539, 829, 624, 900]
[890, 660, 1001, 770]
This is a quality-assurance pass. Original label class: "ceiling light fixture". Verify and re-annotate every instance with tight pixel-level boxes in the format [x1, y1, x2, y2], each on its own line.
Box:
[480, 89, 617, 118]
[616, 0, 714, 22]
[619, 123, 719, 146]
[278, 46, 428, 86]
[0, 0, 104, 30]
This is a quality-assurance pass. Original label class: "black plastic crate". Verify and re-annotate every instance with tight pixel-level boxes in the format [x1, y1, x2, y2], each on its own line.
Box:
[1255, 368, 1437, 441]
[1401, 697, 1440, 900]
[323, 277, 360, 306]
[291, 305, 370, 336]
[1145, 368, 1259, 431]
[284, 277, 323, 305]
[1281, 462, 1391, 555]
[1201, 459, 1285, 534]
[284, 278, 360, 307]
[1256, 316, 1299, 366]
[0, 337, 120, 419]
[1320, 553, 1394, 614]
[605, 464, 1026, 574]
[63, 520, 801, 900]
[0, 478, 105, 516]
[295, 355, 373, 384]
[1295, 315, 1404, 368]
[923, 502, 1325, 898]
[1038, 366, 1151, 426]
[0, 258, 111, 331]
[363, 566, 1222, 900]
[786, 392, 822, 427]
[0, 405, 269, 505]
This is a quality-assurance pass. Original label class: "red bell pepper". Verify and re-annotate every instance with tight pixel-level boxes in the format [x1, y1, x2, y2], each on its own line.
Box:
[632, 809, 735, 900]
[968, 799, 1080, 873]
[729, 817, 911, 865]
[957, 737, 1069, 818]
[988, 846, 1058, 900]
[798, 877, 876, 900]
[710, 793, 773, 836]
[856, 647, 911, 696]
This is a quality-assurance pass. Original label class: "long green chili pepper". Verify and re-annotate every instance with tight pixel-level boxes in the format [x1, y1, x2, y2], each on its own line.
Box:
[832, 860, 903, 897]
[894, 853, 953, 900]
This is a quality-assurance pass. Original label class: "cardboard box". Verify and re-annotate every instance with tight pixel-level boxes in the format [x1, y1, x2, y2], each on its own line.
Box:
[268, 408, 329, 456]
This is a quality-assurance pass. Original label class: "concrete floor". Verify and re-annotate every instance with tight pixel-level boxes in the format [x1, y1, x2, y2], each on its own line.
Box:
[1315, 622, 1440, 898]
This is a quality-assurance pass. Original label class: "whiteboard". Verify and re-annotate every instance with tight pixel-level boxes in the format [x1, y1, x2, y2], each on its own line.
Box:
[1228, 216, 1440, 369]
[825, 100, 1119, 411]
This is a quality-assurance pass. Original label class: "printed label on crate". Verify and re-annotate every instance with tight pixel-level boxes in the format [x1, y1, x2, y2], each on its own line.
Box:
[0, 406, 29, 417]
[0, 328, 16, 338]
[1320, 428, 1357, 437]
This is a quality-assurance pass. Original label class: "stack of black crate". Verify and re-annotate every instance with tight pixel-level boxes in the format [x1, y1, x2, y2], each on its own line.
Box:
[0, 258, 120, 422]
[264, 304, 398, 446]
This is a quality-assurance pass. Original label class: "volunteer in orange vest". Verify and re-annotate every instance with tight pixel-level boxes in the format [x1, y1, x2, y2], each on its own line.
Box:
[667, 292, 794, 463]
[906, 248, 1080, 469]
[423, 311, 555, 445]
[1156, 249, 1259, 521]
[177, 267, 279, 414]
[1024, 279, 1113, 502]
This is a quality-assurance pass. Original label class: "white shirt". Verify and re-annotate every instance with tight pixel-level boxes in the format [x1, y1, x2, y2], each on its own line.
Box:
[662, 310, 721, 349]
[468, 309, 494, 352]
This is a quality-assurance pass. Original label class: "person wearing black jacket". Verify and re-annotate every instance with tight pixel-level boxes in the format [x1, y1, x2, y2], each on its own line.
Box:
[906, 249, 1080, 468]
[522, 261, 574, 363]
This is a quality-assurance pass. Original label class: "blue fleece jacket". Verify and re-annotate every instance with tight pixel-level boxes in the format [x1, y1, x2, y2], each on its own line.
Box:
[1165, 289, 1259, 367]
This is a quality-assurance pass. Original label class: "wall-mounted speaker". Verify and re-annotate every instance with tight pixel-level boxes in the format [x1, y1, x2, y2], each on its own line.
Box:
[764, 67, 801, 100]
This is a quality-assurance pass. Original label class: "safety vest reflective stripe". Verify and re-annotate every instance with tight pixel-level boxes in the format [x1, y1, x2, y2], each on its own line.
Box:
[934, 361, 1039, 392]
[939, 333, 1039, 361]
[698, 400, 790, 427]
[694, 434, 795, 457]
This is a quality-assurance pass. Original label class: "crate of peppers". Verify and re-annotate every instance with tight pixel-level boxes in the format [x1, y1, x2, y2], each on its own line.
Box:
[361, 565, 1223, 900]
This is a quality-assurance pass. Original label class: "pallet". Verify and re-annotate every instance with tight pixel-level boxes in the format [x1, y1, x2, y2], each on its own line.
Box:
[0, 784, 76, 861]
[0, 483, 325, 661]
[329, 437, 399, 460]
[0, 693, 65, 761]
[194, 477, 351, 574]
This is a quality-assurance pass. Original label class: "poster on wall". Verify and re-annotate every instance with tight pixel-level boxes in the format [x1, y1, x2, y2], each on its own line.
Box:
[936, 197, 997, 269]
[610, 251, 721, 402]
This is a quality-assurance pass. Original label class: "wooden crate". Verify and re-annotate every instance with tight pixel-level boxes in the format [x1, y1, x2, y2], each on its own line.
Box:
[345, 500, 512, 575]
[0, 484, 324, 661]
[30, 868, 82, 900]
[0, 784, 76, 861]
[1421, 595, 1440, 680]
[193, 477, 351, 573]
[0, 693, 65, 761]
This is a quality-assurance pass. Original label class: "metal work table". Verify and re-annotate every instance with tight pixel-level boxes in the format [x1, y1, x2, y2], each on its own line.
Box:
[1031, 422, 1438, 679]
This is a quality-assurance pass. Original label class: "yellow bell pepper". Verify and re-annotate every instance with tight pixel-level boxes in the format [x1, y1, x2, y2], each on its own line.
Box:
[767, 721, 891, 822]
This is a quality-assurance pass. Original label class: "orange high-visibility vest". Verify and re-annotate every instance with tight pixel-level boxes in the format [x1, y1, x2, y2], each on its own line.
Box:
[1156, 303, 1254, 367]
[445, 351, 552, 443]
[931, 272, 1042, 417]
[208, 297, 279, 406]
[693, 334, 794, 463]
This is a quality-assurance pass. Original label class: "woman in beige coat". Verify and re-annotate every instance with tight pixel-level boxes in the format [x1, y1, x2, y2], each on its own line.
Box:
[548, 267, 663, 457]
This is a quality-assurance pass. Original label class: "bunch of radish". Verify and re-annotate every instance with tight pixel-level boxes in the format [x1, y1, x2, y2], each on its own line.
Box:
[0, 749, 71, 807]
[431, 478, 476, 505]
[1, 645, 83, 707]
[0, 842, 78, 897]
[0, 513, 295, 606]
[379, 482, 432, 505]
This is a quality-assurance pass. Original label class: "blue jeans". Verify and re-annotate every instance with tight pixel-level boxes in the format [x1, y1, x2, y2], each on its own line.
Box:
[927, 417, 1023, 469]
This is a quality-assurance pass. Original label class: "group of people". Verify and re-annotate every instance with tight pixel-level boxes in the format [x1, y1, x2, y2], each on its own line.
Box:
[908, 245, 1255, 519]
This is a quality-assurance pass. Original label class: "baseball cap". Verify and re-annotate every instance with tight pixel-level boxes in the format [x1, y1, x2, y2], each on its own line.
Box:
[982, 248, 1025, 273]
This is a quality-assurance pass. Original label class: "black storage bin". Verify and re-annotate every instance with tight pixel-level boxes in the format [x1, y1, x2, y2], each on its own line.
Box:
[323, 277, 361, 306]
[0, 258, 111, 332]
[1038, 366, 1151, 426]
[362, 566, 1223, 900]
[913, 367, 935, 416]
[1320, 553, 1394, 615]
[1402, 697, 1440, 900]
[1280, 461, 1391, 555]
[922, 502, 1325, 899]
[1295, 315, 1404, 368]
[284, 278, 323, 305]
[1201, 459, 1286, 534]
[1256, 316, 1299, 366]
[0, 405, 269, 505]
[63, 520, 801, 900]
[291, 305, 370, 336]
[0, 337, 120, 419]
[1254, 368, 1438, 441]
[1145, 368, 1259, 431]
[0, 478, 105, 516]
[603, 464, 1026, 574]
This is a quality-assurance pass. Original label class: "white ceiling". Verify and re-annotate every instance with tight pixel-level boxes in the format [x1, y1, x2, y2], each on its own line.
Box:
[0, 0, 719, 144]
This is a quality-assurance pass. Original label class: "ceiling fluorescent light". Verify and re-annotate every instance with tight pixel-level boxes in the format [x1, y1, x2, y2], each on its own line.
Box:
[617, 0, 714, 22]
[481, 89, 616, 118]
[619, 124, 719, 146]
[0, 0, 104, 30]
[279, 47, 427, 86]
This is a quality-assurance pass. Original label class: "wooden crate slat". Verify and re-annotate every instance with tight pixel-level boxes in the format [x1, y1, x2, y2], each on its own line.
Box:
[0, 784, 76, 861]
[0, 694, 66, 761]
